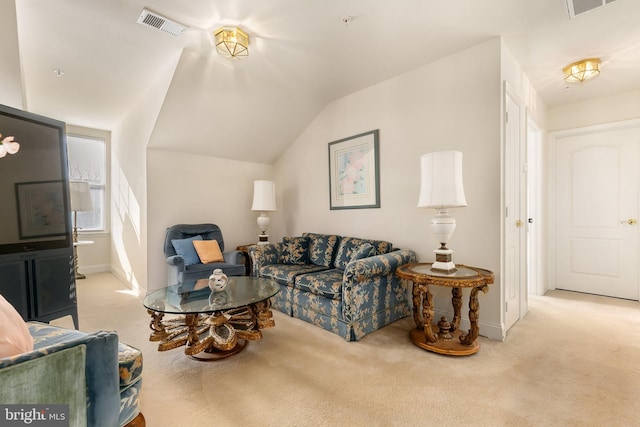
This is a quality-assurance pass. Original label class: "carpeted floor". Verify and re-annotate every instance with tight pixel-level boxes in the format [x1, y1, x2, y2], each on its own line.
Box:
[53, 272, 640, 427]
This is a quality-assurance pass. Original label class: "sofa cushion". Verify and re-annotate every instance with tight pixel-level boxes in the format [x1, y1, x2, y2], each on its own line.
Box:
[295, 269, 344, 300]
[350, 243, 376, 263]
[193, 239, 224, 263]
[259, 264, 328, 285]
[303, 233, 341, 267]
[0, 294, 34, 358]
[171, 235, 203, 266]
[334, 237, 392, 269]
[280, 236, 310, 265]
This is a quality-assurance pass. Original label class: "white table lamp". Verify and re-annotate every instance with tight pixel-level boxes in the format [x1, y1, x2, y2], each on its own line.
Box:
[251, 180, 276, 245]
[418, 151, 467, 273]
[69, 181, 94, 280]
[69, 181, 94, 243]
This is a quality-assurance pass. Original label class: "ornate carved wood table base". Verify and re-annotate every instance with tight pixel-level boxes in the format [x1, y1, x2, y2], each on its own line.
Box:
[397, 263, 494, 356]
[143, 277, 279, 361]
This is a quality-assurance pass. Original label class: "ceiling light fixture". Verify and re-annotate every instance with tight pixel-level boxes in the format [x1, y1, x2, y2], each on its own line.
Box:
[213, 27, 249, 59]
[563, 58, 601, 83]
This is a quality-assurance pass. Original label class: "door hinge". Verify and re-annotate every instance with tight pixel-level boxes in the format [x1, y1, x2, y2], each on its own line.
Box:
[505, 111, 509, 123]
[505, 301, 508, 312]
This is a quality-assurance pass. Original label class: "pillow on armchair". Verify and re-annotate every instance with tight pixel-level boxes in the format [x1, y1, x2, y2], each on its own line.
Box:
[171, 235, 203, 266]
[193, 239, 224, 263]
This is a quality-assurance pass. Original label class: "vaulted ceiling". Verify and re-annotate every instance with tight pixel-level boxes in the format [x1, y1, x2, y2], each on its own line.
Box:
[12, 0, 640, 164]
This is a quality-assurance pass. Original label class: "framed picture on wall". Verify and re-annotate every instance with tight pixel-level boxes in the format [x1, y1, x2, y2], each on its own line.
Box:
[328, 129, 380, 210]
[15, 180, 67, 239]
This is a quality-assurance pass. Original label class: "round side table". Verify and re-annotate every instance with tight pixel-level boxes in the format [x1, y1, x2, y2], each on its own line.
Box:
[397, 262, 494, 356]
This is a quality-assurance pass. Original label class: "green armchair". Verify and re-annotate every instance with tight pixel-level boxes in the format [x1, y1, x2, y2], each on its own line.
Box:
[0, 322, 144, 427]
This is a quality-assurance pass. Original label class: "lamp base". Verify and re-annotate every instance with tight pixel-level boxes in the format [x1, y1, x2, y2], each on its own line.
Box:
[431, 248, 457, 273]
[257, 234, 270, 246]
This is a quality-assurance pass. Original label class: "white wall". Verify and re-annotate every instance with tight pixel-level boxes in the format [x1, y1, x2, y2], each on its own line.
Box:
[548, 89, 640, 131]
[110, 55, 181, 295]
[146, 150, 274, 292]
[0, 0, 23, 109]
[273, 38, 504, 339]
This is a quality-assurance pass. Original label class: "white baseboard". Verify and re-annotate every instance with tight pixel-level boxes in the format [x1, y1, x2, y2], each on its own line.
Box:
[77, 264, 110, 275]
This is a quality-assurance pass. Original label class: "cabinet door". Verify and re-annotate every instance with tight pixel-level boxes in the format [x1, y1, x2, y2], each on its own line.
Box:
[0, 260, 29, 319]
[33, 252, 76, 318]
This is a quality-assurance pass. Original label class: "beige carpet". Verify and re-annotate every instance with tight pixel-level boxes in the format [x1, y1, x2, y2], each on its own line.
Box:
[53, 273, 640, 427]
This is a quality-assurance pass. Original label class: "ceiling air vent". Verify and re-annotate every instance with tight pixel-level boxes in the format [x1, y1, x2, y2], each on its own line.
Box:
[136, 8, 186, 37]
[566, 0, 617, 18]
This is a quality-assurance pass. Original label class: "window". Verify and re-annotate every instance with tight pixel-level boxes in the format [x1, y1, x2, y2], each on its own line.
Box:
[67, 134, 106, 232]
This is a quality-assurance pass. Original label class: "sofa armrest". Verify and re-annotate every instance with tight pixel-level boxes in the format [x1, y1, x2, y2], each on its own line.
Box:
[223, 250, 243, 265]
[166, 255, 185, 285]
[166, 254, 185, 269]
[343, 249, 417, 282]
[341, 249, 417, 323]
[249, 243, 282, 277]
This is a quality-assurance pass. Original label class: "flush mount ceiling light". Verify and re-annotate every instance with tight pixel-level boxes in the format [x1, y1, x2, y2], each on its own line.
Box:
[213, 27, 249, 58]
[563, 58, 601, 83]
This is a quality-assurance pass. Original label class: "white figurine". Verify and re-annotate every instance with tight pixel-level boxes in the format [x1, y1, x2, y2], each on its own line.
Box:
[208, 268, 228, 291]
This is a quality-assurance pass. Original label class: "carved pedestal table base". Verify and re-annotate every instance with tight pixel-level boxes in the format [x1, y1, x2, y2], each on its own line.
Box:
[397, 263, 494, 356]
[147, 300, 275, 361]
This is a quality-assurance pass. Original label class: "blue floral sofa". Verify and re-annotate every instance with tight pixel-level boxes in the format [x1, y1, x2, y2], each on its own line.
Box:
[249, 233, 417, 341]
[0, 322, 144, 427]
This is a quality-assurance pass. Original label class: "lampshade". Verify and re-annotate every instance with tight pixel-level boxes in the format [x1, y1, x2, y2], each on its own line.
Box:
[214, 27, 249, 58]
[251, 180, 276, 212]
[563, 58, 601, 83]
[418, 151, 467, 209]
[69, 181, 94, 212]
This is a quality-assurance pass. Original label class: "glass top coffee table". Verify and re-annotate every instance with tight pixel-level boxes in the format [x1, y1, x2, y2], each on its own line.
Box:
[143, 277, 279, 360]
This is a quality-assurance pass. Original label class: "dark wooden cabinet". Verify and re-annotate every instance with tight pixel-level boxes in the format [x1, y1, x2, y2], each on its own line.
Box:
[0, 248, 78, 328]
[0, 104, 77, 328]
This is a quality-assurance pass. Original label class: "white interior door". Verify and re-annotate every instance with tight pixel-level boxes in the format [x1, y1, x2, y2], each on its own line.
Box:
[554, 126, 639, 300]
[504, 88, 525, 331]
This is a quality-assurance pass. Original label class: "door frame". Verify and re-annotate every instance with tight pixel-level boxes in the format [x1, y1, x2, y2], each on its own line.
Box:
[547, 117, 640, 294]
[527, 116, 544, 296]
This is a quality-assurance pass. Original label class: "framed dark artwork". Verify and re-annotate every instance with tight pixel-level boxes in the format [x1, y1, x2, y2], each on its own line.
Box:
[328, 129, 380, 210]
[15, 180, 67, 239]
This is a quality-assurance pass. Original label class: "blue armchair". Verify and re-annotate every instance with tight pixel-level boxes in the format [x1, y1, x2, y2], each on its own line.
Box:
[164, 223, 245, 285]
